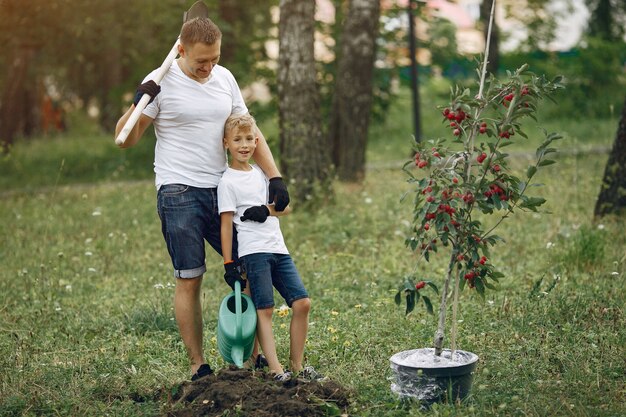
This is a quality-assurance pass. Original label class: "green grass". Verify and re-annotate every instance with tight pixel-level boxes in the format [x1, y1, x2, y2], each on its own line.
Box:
[1, 94, 625, 416]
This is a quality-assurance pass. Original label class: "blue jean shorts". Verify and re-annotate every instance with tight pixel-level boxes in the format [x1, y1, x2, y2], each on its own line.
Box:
[157, 184, 237, 279]
[241, 253, 308, 310]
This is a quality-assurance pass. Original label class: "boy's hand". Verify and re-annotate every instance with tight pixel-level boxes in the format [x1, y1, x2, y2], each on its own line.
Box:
[133, 80, 161, 106]
[241, 205, 270, 223]
[268, 177, 289, 211]
[224, 261, 246, 290]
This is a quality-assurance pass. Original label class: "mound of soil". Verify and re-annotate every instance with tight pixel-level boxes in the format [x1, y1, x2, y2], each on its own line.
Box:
[162, 366, 352, 417]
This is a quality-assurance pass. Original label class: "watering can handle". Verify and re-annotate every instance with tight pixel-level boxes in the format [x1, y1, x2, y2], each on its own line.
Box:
[234, 280, 243, 341]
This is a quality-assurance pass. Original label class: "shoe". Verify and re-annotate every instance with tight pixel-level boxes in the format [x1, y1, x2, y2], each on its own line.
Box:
[298, 365, 327, 381]
[273, 371, 293, 382]
[254, 354, 269, 369]
[191, 364, 213, 381]
[244, 354, 269, 370]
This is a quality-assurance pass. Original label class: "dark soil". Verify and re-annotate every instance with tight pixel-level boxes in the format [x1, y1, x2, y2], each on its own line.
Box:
[161, 366, 352, 417]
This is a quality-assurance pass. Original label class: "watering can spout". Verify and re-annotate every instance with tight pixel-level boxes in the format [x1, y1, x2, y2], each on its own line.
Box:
[216, 280, 257, 368]
[231, 345, 244, 368]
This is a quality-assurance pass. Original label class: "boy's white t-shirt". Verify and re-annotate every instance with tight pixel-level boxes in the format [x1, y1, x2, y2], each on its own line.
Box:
[217, 165, 289, 257]
[142, 61, 248, 189]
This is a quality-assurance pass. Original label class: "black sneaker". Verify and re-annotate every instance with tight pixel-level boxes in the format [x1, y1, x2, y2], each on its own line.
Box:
[254, 354, 269, 369]
[191, 364, 213, 381]
[273, 371, 293, 382]
[299, 365, 327, 382]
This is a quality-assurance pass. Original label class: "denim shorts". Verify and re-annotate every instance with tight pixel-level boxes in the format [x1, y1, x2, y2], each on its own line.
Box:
[157, 184, 237, 279]
[241, 253, 308, 309]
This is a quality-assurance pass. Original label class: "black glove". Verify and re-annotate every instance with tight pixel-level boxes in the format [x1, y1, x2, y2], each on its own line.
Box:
[268, 177, 289, 212]
[224, 261, 246, 290]
[241, 205, 270, 223]
[133, 80, 161, 106]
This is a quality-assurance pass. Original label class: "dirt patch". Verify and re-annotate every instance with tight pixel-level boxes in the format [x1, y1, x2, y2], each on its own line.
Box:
[161, 366, 352, 417]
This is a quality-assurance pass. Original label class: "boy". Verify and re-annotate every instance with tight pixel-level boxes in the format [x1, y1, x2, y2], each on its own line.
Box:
[217, 114, 322, 382]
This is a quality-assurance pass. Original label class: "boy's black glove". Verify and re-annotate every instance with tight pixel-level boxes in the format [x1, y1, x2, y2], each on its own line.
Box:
[224, 261, 246, 290]
[268, 177, 289, 212]
[241, 205, 270, 223]
[133, 80, 161, 106]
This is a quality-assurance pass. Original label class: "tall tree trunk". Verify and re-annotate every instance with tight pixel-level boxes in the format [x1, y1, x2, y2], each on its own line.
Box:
[329, 0, 380, 182]
[0, 46, 36, 152]
[278, 0, 330, 203]
[594, 95, 626, 217]
[480, 0, 499, 75]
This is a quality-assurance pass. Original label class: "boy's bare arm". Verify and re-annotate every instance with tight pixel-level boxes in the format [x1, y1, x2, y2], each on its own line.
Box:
[220, 212, 235, 262]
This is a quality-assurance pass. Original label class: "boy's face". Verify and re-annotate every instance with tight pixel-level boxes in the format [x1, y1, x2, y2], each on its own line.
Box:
[224, 126, 258, 166]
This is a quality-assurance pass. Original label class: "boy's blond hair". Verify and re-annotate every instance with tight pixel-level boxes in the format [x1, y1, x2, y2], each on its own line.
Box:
[180, 17, 222, 46]
[224, 113, 257, 136]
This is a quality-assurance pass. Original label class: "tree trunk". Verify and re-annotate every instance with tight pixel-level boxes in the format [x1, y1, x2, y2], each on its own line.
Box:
[480, 0, 499, 75]
[0, 46, 36, 152]
[594, 95, 626, 217]
[277, 0, 330, 203]
[329, 0, 380, 182]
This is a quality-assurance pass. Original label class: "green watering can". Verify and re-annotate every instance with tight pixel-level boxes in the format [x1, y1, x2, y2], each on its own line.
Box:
[216, 280, 257, 367]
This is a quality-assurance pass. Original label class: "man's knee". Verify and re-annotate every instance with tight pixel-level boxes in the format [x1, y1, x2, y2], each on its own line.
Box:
[176, 276, 203, 294]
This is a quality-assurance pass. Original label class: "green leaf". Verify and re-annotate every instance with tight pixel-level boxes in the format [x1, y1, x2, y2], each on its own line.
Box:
[394, 291, 402, 305]
[538, 159, 556, 167]
[474, 278, 486, 298]
[543, 147, 558, 155]
[526, 166, 537, 179]
[406, 291, 416, 315]
[484, 281, 497, 290]
[519, 196, 547, 211]
[422, 295, 434, 315]
[426, 281, 439, 294]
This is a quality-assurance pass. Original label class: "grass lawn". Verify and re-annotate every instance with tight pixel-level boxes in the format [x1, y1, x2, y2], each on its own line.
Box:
[1, 99, 625, 416]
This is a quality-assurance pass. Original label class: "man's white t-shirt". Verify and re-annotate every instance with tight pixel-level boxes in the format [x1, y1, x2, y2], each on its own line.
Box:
[217, 165, 289, 258]
[142, 61, 248, 189]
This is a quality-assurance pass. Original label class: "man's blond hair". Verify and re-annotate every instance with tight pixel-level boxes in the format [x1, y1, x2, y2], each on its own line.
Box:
[224, 113, 257, 136]
[180, 17, 222, 46]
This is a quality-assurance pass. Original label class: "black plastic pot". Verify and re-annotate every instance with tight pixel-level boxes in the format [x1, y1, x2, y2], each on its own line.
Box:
[390, 348, 479, 405]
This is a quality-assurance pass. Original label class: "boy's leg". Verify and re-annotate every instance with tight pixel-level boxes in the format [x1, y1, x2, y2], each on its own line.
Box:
[256, 307, 284, 374]
[270, 254, 311, 373]
[174, 275, 205, 374]
[289, 297, 311, 372]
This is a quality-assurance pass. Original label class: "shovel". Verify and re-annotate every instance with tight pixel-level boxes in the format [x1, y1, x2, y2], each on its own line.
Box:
[115, 1, 209, 146]
[216, 280, 257, 368]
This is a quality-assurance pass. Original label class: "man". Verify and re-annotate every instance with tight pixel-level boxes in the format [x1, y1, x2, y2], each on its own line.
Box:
[114, 17, 289, 381]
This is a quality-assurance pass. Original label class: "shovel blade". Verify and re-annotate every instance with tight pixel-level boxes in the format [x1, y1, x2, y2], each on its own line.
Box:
[183, 1, 209, 23]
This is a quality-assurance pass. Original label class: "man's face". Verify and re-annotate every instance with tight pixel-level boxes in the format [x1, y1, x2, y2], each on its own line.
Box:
[178, 41, 221, 82]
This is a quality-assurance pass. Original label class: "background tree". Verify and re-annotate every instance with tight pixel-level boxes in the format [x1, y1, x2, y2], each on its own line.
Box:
[0, 0, 64, 150]
[211, 0, 277, 88]
[277, 0, 330, 203]
[585, 0, 626, 41]
[501, 0, 569, 51]
[328, 0, 380, 182]
[595, 96, 626, 217]
[590, 0, 626, 217]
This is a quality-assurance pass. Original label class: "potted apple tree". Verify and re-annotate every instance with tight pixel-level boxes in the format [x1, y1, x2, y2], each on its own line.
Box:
[390, 54, 564, 405]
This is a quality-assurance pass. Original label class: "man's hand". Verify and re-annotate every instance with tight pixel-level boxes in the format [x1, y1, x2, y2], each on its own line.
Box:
[223, 261, 246, 290]
[133, 80, 161, 106]
[241, 205, 270, 223]
[268, 177, 289, 211]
